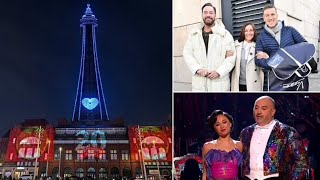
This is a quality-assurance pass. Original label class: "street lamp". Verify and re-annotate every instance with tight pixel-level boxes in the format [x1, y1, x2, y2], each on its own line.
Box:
[138, 149, 143, 178]
[137, 126, 147, 180]
[46, 140, 51, 177]
[152, 140, 161, 180]
[58, 147, 62, 179]
[34, 126, 44, 180]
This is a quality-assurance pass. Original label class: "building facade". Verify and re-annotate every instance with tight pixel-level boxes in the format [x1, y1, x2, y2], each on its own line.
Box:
[0, 119, 54, 179]
[0, 119, 172, 179]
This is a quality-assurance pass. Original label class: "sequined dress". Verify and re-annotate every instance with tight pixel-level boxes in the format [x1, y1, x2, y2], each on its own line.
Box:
[204, 148, 242, 180]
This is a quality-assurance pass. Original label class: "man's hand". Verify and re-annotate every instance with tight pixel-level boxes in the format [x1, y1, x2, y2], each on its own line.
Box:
[256, 51, 269, 59]
[196, 69, 209, 77]
[225, 50, 234, 58]
[207, 70, 220, 79]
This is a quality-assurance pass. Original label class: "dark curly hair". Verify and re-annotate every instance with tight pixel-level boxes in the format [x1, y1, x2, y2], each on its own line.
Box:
[207, 110, 234, 132]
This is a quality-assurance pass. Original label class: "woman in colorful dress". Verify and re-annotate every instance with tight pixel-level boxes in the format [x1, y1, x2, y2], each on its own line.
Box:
[202, 110, 243, 180]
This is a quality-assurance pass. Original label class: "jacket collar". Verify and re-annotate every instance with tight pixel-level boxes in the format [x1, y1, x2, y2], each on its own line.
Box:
[253, 119, 280, 130]
[235, 40, 256, 48]
[263, 20, 285, 33]
[191, 19, 226, 37]
[255, 119, 276, 129]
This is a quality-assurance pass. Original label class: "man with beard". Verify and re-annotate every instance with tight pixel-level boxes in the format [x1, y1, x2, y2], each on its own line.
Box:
[183, 3, 235, 91]
[239, 96, 309, 180]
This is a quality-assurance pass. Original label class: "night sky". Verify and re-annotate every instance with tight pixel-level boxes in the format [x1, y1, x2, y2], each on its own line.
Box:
[0, 0, 172, 135]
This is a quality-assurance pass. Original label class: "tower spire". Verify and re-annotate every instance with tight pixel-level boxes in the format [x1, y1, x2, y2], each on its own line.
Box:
[72, 4, 109, 121]
[84, 4, 93, 16]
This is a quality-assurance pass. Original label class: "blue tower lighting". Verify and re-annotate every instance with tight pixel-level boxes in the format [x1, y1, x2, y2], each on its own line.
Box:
[72, 4, 109, 121]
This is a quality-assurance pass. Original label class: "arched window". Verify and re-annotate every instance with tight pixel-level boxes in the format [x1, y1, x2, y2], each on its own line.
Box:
[110, 167, 120, 179]
[98, 168, 108, 179]
[51, 167, 59, 178]
[5, 171, 12, 178]
[122, 167, 132, 178]
[40, 167, 46, 177]
[75, 168, 84, 178]
[162, 170, 170, 176]
[63, 167, 72, 178]
[87, 167, 96, 179]
[135, 167, 142, 178]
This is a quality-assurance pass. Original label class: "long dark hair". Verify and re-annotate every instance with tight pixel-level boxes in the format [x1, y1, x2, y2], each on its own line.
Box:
[238, 22, 257, 42]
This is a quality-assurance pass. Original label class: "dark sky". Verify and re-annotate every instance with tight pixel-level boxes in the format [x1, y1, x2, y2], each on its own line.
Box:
[0, 0, 172, 135]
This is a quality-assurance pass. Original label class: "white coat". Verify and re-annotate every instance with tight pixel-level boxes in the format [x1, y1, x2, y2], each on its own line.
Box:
[183, 20, 236, 91]
[231, 40, 264, 91]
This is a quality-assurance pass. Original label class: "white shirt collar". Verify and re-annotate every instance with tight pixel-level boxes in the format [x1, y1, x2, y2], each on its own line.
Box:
[255, 119, 276, 129]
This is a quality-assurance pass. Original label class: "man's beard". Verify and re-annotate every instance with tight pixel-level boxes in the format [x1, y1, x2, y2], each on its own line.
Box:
[203, 17, 214, 26]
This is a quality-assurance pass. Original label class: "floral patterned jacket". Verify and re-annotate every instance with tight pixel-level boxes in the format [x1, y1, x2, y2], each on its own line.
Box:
[239, 120, 309, 179]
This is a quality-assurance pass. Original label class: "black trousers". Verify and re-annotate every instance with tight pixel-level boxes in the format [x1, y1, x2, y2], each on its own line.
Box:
[239, 84, 247, 91]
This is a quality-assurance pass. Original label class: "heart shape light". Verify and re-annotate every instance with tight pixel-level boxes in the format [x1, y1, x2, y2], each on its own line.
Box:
[82, 98, 99, 110]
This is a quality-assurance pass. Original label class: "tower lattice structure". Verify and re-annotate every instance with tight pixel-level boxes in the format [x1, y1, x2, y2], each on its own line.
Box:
[72, 4, 109, 121]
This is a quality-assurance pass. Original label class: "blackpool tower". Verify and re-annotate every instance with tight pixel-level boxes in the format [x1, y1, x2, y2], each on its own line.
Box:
[72, 4, 109, 121]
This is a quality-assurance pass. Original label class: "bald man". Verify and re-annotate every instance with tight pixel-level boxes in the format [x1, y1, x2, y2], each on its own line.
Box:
[239, 96, 309, 180]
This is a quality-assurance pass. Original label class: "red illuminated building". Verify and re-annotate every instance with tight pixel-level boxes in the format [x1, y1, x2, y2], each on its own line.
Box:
[0, 120, 172, 179]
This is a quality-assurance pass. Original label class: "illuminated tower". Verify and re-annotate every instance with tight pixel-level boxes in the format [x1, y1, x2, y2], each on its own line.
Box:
[72, 4, 109, 121]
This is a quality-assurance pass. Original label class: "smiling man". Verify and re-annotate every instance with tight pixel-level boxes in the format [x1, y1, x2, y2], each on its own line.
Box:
[239, 96, 309, 180]
[183, 3, 236, 92]
[255, 5, 307, 91]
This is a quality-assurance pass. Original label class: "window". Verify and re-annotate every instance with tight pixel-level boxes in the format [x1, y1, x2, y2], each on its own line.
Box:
[99, 149, 106, 160]
[64, 167, 72, 178]
[110, 150, 117, 160]
[77, 150, 83, 160]
[65, 150, 72, 160]
[99, 168, 108, 179]
[34, 147, 40, 158]
[76, 168, 84, 178]
[18, 148, 25, 158]
[40, 167, 46, 177]
[87, 167, 96, 179]
[121, 150, 129, 161]
[143, 148, 150, 160]
[159, 147, 167, 160]
[54, 150, 60, 160]
[150, 147, 158, 160]
[88, 149, 95, 160]
[26, 148, 33, 159]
